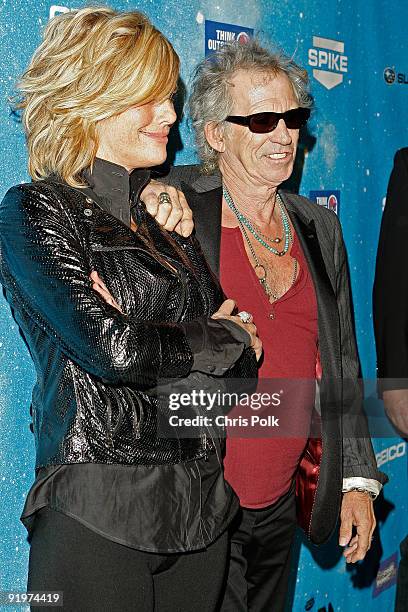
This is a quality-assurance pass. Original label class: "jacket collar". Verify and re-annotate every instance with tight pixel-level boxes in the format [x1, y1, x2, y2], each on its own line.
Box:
[189, 170, 317, 225]
[82, 158, 151, 227]
[180, 183, 222, 276]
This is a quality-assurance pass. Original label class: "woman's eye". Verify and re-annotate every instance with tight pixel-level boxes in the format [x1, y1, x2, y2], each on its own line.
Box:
[154, 94, 175, 105]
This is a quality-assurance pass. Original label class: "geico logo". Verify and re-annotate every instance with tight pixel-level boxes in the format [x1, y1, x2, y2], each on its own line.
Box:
[308, 49, 348, 73]
[376, 442, 406, 468]
[376, 562, 397, 588]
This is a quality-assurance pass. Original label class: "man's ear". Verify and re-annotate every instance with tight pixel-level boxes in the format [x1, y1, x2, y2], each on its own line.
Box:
[204, 121, 226, 153]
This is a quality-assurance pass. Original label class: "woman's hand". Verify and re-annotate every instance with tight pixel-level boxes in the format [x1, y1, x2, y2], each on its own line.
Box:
[212, 299, 263, 360]
[90, 274, 262, 360]
[140, 181, 194, 237]
[90, 271, 124, 313]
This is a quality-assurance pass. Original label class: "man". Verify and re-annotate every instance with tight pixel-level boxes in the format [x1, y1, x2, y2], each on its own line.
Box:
[161, 41, 387, 611]
[373, 147, 408, 611]
[94, 40, 387, 611]
[373, 147, 408, 437]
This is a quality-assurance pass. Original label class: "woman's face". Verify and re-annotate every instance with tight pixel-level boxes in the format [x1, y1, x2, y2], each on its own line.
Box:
[96, 97, 177, 171]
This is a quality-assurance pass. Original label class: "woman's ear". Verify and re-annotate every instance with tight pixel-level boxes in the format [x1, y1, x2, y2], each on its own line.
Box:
[204, 121, 226, 153]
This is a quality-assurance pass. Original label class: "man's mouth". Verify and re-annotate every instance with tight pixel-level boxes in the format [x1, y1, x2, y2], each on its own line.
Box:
[266, 152, 290, 160]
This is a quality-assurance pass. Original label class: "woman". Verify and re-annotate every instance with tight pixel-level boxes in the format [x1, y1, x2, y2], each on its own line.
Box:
[0, 8, 260, 611]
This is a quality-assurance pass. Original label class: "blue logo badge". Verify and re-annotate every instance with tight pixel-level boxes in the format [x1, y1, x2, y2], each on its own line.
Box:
[373, 552, 398, 597]
[309, 191, 340, 215]
[205, 20, 253, 56]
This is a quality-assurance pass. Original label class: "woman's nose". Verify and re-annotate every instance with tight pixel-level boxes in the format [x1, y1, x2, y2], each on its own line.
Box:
[160, 98, 177, 125]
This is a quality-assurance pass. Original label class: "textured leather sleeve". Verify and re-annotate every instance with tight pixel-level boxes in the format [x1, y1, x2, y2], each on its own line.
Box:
[373, 148, 408, 389]
[181, 317, 250, 375]
[0, 184, 193, 387]
[332, 212, 388, 484]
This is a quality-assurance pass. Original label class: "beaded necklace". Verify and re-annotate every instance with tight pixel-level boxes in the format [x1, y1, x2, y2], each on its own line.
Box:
[223, 186, 298, 303]
[223, 186, 292, 257]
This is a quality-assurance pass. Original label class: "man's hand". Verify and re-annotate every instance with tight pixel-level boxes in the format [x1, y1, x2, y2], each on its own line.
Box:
[212, 299, 263, 360]
[339, 491, 376, 563]
[140, 180, 194, 237]
[383, 389, 408, 436]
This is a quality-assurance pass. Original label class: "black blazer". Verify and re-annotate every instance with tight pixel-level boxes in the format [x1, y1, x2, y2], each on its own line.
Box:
[165, 165, 387, 544]
[374, 148, 408, 390]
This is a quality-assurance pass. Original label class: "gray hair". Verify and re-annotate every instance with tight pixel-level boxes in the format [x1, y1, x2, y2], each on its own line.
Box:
[188, 39, 313, 174]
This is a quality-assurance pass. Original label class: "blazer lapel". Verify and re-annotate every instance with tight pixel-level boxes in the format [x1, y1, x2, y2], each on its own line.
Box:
[288, 210, 335, 310]
[281, 193, 342, 377]
[181, 183, 222, 277]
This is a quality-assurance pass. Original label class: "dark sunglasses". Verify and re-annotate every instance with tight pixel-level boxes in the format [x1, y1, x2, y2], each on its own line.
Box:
[225, 107, 311, 133]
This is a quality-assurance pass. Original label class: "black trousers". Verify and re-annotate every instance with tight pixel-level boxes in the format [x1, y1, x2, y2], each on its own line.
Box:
[220, 481, 297, 612]
[27, 508, 229, 612]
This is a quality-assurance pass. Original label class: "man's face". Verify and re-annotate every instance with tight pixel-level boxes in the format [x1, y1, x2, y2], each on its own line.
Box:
[219, 70, 300, 188]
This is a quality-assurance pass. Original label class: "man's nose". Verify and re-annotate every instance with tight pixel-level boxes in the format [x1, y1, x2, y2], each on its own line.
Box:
[271, 118, 292, 145]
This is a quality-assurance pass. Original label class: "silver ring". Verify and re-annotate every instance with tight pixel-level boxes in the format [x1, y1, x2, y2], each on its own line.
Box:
[238, 311, 253, 324]
[158, 192, 172, 205]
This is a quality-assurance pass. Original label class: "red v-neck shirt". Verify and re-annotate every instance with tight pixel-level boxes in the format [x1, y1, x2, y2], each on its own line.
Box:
[220, 226, 318, 508]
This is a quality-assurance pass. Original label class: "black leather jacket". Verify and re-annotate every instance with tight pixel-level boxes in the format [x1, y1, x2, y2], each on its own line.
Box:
[0, 178, 256, 469]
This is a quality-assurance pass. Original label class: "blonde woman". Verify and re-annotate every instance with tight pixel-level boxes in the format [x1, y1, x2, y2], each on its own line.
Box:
[0, 8, 260, 611]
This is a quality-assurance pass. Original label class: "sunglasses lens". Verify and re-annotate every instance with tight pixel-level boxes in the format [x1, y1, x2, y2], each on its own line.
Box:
[284, 108, 311, 129]
[249, 108, 311, 133]
[249, 113, 279, 133]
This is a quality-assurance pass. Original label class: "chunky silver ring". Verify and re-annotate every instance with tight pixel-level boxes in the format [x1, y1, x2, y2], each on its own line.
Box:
[238, 311, 253, 324]
[158, 192, 172, 205]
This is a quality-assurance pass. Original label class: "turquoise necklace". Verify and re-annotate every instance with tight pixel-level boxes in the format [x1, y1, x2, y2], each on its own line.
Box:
[222, 186, 292, 257]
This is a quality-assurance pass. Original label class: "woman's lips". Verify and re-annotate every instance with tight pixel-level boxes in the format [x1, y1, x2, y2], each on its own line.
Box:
[140, 130, 169, 143]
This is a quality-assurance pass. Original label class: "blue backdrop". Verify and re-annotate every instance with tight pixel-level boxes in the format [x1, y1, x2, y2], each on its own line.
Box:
[0, 1, 407, 610]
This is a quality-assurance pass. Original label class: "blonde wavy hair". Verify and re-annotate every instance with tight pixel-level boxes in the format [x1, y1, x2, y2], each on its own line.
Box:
[15, 6, 179, 186]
